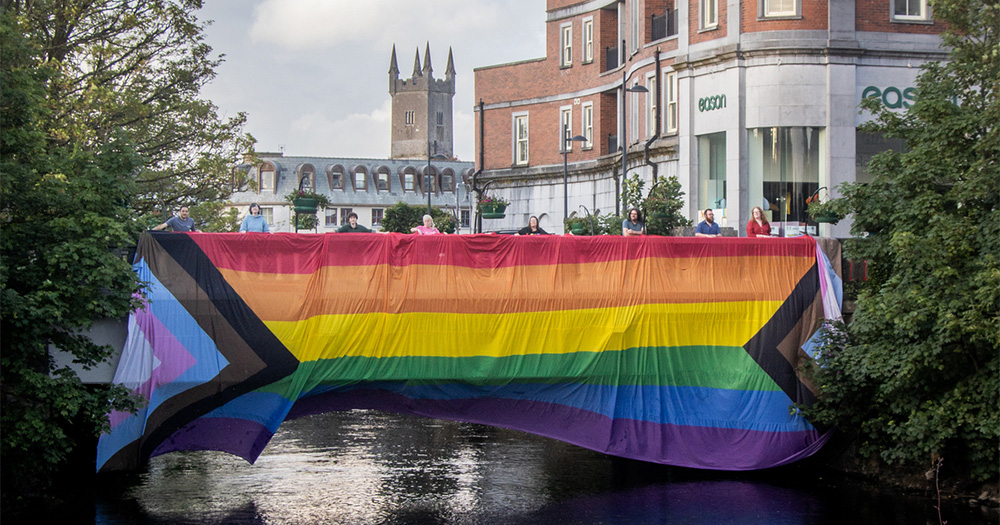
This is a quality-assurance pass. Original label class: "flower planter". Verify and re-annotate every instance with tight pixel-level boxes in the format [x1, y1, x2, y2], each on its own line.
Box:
[569, 224, 586, 235]
[293, 197, 318, 213]
[479, 203, 507, 219]
[813, 212, 839, 224]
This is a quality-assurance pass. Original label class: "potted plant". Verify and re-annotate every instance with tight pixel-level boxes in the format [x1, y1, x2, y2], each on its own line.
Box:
[285, 189, 329, 213]
[478, 194, 510, 219]
[639, 176, 691, 236]
[564, 216, 592, 235]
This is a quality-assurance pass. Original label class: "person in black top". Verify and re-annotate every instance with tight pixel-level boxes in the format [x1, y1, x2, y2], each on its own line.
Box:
[517, 216, 548, 235]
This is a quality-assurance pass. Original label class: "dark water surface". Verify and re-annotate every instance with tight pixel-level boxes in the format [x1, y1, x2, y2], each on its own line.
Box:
[48, 410, 995, 524]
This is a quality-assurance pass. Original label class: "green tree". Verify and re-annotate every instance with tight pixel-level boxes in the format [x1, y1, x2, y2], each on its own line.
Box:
[641, 176, 691, 236]
[382, 202, 455, 234]
[1, 12, 144, 507]
[7, 0, 255, 214]
[802, 0, 999, 482]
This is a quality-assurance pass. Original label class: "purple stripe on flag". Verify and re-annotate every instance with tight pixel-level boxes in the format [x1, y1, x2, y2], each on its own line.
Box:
[150, 417, 274, 464]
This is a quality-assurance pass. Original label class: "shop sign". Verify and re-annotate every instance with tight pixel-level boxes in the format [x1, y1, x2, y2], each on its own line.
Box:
[861, 85, 916, 108]
[698, 94, 727, 112]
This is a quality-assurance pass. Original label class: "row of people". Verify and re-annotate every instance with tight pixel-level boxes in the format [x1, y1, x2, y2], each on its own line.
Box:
[154, 205, 773, 238]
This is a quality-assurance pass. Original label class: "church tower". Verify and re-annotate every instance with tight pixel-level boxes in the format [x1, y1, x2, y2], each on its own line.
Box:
[389, 43, 456, 160]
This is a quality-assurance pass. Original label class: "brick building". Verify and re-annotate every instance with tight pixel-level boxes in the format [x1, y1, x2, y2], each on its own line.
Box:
[473, 0, 947, 236]
[230, 45, 475, 233]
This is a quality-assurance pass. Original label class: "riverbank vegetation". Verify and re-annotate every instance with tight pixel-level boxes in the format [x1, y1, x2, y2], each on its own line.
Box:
[800, 0, 998, 489]
[1, 0, 253, 510]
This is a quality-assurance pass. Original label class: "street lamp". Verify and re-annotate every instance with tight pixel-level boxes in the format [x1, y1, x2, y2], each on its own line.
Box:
[620, 75, 648, 216]
[425, 143, 448, 215]
[562, 125, 588, 223]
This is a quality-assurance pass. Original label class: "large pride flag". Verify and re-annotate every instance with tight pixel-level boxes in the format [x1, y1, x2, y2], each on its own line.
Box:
[96, 232, 842, 472]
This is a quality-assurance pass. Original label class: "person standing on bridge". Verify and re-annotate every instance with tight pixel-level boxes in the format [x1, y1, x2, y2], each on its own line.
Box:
[337, 212, 372, 233]
[746, 206, 771, 237]
[239, 203, 270, 233]
[411, 214, 441, 235]
[622, 207, 646, 236]
[153, 205, 198, 232]
[695, 209, 721, 238]
[517, 216, 548, 235]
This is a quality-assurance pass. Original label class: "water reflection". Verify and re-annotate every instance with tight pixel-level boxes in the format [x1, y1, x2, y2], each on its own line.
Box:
[84, 410, 994, 524]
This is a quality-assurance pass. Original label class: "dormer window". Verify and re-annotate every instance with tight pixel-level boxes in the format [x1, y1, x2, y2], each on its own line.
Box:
[259, 162, 275, 192]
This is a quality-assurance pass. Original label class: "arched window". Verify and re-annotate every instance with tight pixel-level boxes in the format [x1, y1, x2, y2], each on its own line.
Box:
[399, 166, 417, 192]
[373, 166, 391, 191]
[350, 165, 369, 191]
[441, 168, 455, 193]
[296, 163, 316, 190]
[327, 164, 346, 190]
[258, 162, 276, 192]
[421, 166, 438, 194]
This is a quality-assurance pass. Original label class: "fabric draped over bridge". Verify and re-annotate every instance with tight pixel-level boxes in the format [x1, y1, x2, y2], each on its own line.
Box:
[97, 232, 842, 472]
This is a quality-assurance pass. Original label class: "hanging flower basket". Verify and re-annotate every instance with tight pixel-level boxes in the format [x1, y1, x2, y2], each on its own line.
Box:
[293, 197, 318, 213]
[814, 211, 839, 224]
[480, 202, 507, 219]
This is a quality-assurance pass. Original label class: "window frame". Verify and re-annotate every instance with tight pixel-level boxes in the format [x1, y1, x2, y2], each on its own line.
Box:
[629, 81, 640, 143]
[371, 208, 384, 228]
[513, 112, 529, 166]
[560, 105, 573, 152]
[581, 102, 594, 150]
[700, 0, 718, 30]
[891, 0, 931, 22]
[325, 208, 338, 227]
[645, 73, 657, 138]
[582, 17, 594, 64]
[629, 0, 640, 54]
[664, 70, 678, 134]
[560, 22, 573, 68]
[339, 208, 354, 226]
[760, 0, 800, 19]
[258, 163, 275, 193]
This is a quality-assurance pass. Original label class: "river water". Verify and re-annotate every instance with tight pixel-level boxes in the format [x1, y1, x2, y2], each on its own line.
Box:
[46, 410, 995, 524]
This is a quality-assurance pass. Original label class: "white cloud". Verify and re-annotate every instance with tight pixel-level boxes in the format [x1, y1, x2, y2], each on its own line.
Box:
[282, 100, 391, 158]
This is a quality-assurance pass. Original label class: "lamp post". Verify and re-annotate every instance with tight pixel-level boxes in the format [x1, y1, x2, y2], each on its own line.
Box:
[562, 125, 588, 223]
[620, 72, 648, 216]
[425, 142, 448, 215]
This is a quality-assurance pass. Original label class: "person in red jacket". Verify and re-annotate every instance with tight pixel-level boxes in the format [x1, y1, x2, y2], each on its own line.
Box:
[747, 206, 772, 237]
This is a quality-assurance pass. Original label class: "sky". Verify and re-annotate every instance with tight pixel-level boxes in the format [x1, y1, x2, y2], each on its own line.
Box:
[195, 0, 548, 162]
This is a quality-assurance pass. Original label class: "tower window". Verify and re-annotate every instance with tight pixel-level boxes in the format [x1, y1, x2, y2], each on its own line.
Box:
[405, 111, 415, 125]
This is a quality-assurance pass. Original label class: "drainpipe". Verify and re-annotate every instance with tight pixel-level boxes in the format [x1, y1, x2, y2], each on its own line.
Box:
[475, 98, 486, 233]
[644, 48, 661, 183]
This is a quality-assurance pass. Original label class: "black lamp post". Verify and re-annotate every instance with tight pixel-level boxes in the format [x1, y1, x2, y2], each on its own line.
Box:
[562, 125, 588, 223]
[620, 73, 648, 216]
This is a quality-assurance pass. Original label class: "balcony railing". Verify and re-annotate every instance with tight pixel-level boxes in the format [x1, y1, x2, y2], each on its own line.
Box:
[605, 44, 619, 72]
[651, 10, 678, 41]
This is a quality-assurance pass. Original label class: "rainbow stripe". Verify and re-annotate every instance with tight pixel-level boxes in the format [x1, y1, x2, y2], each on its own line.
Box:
[97, 232, 839, 472]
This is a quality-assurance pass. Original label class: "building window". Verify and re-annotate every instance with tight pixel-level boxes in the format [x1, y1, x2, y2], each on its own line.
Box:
[698, 132, 727, 212]
[297, 164, 315, 191]
[581, 102, 594, 149]
[260, 207, 273, 227]
[442, 170, 454, 192]
[404, 172, 416, 192]
[892, 0, 930, 21]
[664, 70, 678, 134]
[700, 0, 718, 29]
[405, 111, 415, 125]
[630, 0, 640, 53]
[748, 127, 823, 229]
[339, 208, 354, 226]
[645, 73, 657, 138]
[329, 166, 345, 190]
[423, 168, 437, 194]
[513, 113, 529, 166]
[560, 23, 573, 67]
[629, 81, 640, 143]
[461, 209, 470, 228]
[354, 170, 367, 191]
[259, 163, 275, 192]
[582, 17, 594, 63]
[325, 209, 338, 227]
[376, 170, 389, 191]
[761, 0, 799, 18]
[371, 208, 384, 228]
[560, 106, 573, 152]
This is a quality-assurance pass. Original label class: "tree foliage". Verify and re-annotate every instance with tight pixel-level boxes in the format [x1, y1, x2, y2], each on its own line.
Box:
[1, 11, 144, 506]
[802, 0, 999, 482]
[1, 0, 253, 507]
[6, 0, 255, 214]
[641, 176, 691, 236]
[382, 202, 455, 234]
